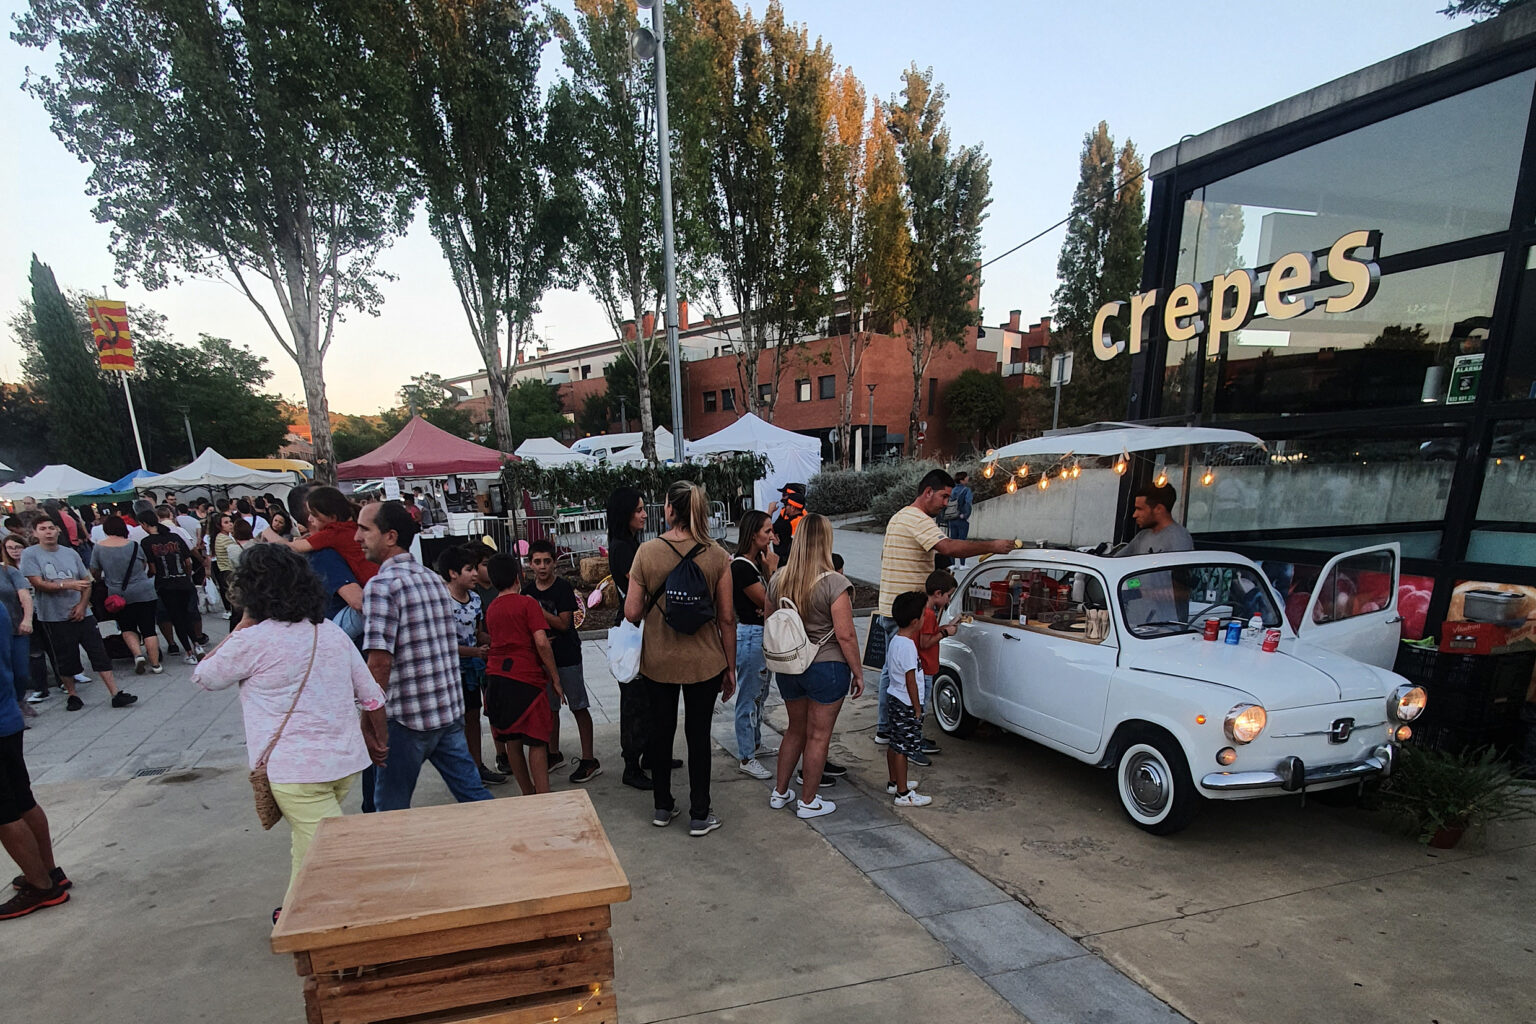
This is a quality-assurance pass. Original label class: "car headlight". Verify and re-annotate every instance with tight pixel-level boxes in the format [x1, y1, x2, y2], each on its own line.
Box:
[1224, 703, 1267, 744]
[1388, 684, 1427, 723]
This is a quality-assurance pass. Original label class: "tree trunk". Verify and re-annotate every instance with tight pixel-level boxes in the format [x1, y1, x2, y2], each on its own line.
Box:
[486, 362, 512, 452]
[637, 332, 657, 463]
[908, 325, 925, 459]
[300, 351, 337, 484]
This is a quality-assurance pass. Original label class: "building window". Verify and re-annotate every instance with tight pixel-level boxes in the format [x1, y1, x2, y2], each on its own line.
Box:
[759, 383, 774, 404]
[928, 377, 938, 414]
[722, 388, 736, 411]
[818, 375, 835, 400]
[581, 364, 592, 380]
[797, 379, 811, 402]
[704, 391, 717, 412]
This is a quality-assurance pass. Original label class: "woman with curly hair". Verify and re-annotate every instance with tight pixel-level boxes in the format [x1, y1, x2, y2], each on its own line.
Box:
[192, 543, 388, 923]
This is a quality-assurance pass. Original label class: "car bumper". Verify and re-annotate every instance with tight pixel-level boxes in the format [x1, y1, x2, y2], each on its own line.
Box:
[1200, 744, 1395, 793]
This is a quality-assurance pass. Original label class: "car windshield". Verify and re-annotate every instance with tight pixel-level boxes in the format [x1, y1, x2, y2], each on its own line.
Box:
[1118, 564, 1283, 639]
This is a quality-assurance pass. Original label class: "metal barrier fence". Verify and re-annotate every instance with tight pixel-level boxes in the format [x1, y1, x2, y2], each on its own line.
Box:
[464, 499, 732, 566]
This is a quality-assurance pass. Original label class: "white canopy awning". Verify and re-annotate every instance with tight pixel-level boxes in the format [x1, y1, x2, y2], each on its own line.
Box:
[987, 425, 1265, 460]
[0, 464, 112, 501]
[513, 437, 596, 467]
[688, 412, 822, 510]
[138, 448, 293, 490]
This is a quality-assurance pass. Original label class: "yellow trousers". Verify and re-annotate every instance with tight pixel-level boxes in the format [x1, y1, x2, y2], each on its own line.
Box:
[270, 773, 358, 907]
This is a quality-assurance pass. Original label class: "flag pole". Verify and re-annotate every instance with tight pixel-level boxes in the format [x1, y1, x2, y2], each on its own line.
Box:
[100, 287, 147, 470]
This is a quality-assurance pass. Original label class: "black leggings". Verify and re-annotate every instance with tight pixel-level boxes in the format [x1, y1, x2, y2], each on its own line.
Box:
[643, 673, 723, 820]
[619, 680, 650, 772]
[156, 588, 199, 650]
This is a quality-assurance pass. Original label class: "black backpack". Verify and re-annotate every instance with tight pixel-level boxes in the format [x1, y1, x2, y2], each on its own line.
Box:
[645, 542, 715, 635]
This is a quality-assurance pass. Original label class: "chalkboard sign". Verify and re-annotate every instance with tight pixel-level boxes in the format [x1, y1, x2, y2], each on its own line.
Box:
[861, 612, 888, 669]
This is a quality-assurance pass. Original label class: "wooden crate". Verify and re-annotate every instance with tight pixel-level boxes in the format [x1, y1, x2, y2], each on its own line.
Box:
[273, 792, 629, 1024]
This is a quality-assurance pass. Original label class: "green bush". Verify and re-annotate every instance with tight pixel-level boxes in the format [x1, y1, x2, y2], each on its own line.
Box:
[808, 460, 941, 518]
[867, 461, 942, 522]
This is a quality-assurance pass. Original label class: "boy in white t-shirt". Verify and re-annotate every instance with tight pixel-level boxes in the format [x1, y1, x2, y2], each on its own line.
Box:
[885, 591, 933, 808]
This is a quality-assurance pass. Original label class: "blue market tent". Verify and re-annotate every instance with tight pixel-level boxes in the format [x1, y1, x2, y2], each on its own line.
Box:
[67, 468, 158, 506]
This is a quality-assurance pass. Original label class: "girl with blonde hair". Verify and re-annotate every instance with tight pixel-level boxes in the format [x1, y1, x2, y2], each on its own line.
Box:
[623, 480, 737, 837]
[764, 513, 863, 819]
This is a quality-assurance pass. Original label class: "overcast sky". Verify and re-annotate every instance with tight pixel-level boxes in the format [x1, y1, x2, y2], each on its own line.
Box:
[0, 0, 1458, 415]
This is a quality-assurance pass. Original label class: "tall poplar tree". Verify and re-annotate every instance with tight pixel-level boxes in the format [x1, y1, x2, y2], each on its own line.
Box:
[28, 256, 116, 477]
[1050, 121, 1146, 426]
[671, 0, 835, 422]
[389, 0, 566, 451]
[886, 65, 991, 456]
[15, 0, 418, 483]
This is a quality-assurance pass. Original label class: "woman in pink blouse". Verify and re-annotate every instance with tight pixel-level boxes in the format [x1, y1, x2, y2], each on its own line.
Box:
[193, 544, 387, 920]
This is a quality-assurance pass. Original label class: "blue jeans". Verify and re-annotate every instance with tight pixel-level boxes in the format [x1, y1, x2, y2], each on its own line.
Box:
[949, 518, 970, 565]
[875, 615, 900, 734]
[9, 633, 29, 704]
[733, 625, 768, 759]
[374, 717, 494, 811]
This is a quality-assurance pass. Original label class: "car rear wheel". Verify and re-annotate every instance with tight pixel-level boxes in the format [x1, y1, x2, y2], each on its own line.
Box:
[931, 670, 977, 738]
[1116, 733, 1198, 835]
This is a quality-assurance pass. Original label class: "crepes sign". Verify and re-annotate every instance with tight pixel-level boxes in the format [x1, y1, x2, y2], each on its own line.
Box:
[1091, 229, 1381, 360]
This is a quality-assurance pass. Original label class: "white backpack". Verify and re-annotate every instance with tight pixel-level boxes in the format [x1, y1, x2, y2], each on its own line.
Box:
[763, 571, 836, 675]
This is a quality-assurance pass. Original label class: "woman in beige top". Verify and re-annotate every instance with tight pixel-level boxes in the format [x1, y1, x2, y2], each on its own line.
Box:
[624, 480, 737, 838]
[764, 514, 863, 819]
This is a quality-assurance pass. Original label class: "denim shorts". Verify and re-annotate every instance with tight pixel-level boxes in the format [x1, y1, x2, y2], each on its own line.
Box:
[776, 660, 851, 705]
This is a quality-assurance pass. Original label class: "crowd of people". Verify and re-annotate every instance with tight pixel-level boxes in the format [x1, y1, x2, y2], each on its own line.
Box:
[2, 465, 1000, 920]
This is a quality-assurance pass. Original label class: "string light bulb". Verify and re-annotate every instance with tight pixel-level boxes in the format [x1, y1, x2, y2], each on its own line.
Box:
[1015, 463, 1029, 478]
[1155, 469, 1169, 487]
[1071, 462, 1082, 479]
[1201, 467, 1215, 486]
[982, 462, 995, 479]
[1006, 476, 1018, 493]
[1114, 458, 1127, 475]
[1038, 474, 1050, 491]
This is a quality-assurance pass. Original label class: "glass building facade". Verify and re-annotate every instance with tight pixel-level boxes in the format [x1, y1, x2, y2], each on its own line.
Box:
[1133, 12, 1536, 633]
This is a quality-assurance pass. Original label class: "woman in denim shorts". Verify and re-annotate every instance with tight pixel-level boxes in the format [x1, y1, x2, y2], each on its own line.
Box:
[765, 514, 864, 820]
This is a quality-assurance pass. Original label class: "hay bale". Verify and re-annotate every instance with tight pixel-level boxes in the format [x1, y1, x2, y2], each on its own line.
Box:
[580, 556, 610, 585]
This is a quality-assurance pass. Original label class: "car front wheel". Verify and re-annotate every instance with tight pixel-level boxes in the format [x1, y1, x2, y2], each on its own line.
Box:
[1116, 733, 1199, 835]
[931, 670, 977, 738]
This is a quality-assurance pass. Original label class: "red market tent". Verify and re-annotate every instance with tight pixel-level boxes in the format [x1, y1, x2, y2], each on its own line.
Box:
[336, 417, 513, 480]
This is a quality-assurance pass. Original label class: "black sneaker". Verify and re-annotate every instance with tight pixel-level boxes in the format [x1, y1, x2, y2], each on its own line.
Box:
[11, 866, 70, 892]
[548, 750, 567, 772]
[66, 695, 83, 712]
[478, 764, 508, 786]
[794, 770, 836, 788]
[165, 644, 181, 656]
[110, 691, 138, 708]
[921, 738, 941, 755]
[688, 812, 722, 837]
[874, 732, 890, 745]
[823, 760, 848, 777]
[907, 750, 933, 768]
[570, 759, 603, 784]
[495, 754, 511, 775]
[622, 768, 652, 790]
[0, 881, 69, 919]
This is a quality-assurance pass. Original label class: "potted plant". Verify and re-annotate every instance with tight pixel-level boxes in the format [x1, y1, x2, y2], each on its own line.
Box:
[1380, 745, 1536, 848]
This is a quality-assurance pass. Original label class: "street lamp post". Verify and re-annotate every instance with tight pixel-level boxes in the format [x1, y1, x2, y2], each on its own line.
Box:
[866, 383, 877, 462]
[633, 0, 687, 465]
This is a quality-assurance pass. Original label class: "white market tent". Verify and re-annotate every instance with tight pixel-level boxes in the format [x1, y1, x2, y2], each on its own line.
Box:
[0, 464, 111, 501]
[688, 413, 822, 511]
[513, 437, 597, 467]
[987, 424, 1265, 460]
[138, 448, 293, 495]
[572, 428, 677, 461]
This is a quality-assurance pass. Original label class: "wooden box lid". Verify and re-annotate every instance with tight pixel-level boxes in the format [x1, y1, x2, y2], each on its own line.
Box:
[271, 790, 630, 954]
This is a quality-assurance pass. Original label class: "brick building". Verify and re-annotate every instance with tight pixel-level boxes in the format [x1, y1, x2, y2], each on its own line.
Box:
[442, 297, 1049, 460]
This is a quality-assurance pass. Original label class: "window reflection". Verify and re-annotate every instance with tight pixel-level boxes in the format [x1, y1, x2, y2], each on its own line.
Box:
[1176, 69, 1533, 278]
[1504, 248, 1536, 401]
[1473, 419, 1536, 566]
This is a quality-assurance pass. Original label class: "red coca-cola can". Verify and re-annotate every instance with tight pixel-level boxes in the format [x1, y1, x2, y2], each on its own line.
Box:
[1262, 629, 1281, 652]
[1203, 618, 1221, 642]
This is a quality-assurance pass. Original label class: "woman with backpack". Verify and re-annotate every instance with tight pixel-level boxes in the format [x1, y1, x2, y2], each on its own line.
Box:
[730, 510, 778, 780]
[764, 513, 863, 819]
[623, 481, 736, 838]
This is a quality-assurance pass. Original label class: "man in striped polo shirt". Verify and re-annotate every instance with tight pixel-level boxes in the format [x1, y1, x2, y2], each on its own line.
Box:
[874, 469, 1014, 761]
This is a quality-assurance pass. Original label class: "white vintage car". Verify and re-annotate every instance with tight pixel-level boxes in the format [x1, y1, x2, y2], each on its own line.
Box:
[932, 543, 1426, 834]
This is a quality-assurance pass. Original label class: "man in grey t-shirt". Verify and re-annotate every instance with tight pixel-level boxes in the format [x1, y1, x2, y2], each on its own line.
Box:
[19, 519, 136, 711]
[1116, 482, 1195, 557]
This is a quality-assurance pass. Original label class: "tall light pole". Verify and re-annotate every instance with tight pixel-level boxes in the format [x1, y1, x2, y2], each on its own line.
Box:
[633, 0, 687, 464]
[866, 383, 877, 461]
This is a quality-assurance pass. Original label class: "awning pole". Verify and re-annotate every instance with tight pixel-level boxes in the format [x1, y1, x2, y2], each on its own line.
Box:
[121, 371, 147, 470]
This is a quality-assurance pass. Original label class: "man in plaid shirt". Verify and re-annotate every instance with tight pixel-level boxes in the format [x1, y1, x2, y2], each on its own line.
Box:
[358, 501, 493, 811]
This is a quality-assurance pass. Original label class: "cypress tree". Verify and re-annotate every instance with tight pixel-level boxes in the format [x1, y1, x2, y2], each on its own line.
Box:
[29, 255, 117, 477]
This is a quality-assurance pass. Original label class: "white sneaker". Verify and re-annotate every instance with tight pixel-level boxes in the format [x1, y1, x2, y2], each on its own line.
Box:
[886, 780, 920, 795]
[737, 758, 773, 780]
[134, 657, 147, 675]
[148, 663, 164, 675]
[183, 654, 199, 665]
[25, 691, 49, 704]
[194, 644, 207, 658]
[796, 796, 837, 819]
[893, 790, 932, 808]
[769, 787, 796, 810]
[74, 673, 91, 684]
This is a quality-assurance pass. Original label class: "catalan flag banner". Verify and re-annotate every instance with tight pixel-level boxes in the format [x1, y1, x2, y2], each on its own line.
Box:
[87, 298, 134, 372]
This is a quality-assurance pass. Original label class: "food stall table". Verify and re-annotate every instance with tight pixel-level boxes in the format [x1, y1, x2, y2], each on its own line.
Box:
[270, 791, 629, 1024]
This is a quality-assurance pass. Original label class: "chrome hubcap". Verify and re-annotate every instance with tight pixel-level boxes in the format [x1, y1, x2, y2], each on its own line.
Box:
[935, 681, 959, 729]
[1126, 753, 1169, 815]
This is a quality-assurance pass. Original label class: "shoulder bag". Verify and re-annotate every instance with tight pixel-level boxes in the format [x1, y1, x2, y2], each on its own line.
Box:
[249, 623, 320, 830]
[102, 545, 138, 614]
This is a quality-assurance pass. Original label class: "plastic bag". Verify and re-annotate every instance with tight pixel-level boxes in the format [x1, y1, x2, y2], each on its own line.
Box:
[607, 618, 644, 683]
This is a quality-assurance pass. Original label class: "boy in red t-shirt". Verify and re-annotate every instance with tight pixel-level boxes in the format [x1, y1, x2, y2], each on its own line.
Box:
[915, 570, 958, 758]
[482, 553, 564, 794]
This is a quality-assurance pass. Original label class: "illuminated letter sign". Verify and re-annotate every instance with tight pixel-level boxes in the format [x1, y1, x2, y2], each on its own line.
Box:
[1092, 229, 1380, 360]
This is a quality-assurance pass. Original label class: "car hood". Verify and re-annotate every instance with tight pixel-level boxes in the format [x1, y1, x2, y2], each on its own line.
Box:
[1121, 635, 1386, 709]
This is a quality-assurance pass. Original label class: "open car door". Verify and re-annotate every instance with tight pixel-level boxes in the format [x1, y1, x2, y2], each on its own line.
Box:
[1294, 543, 1402, 669]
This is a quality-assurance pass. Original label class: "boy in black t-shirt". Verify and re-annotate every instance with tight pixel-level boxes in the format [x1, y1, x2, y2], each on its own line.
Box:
[527, 540, 600, 783]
